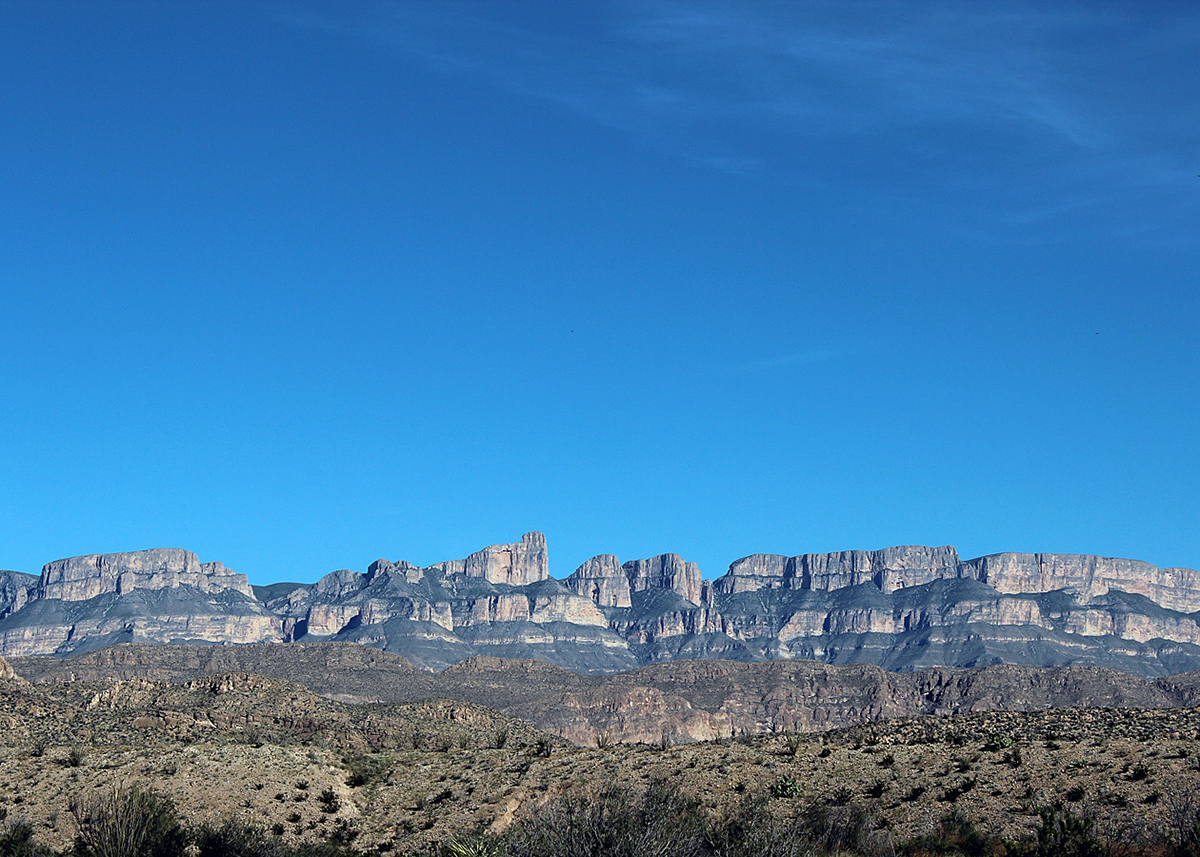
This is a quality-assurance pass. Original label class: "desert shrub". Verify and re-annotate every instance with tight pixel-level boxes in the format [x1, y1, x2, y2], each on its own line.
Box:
[71, 784, 186, 857]
[801, 800, 883, 854]
[1166, 794, 1200, 857]
[317, 789, 340, 814]
[322, 818, 359, 848]
[982, 734, 1013, 752]
[0, 821, 54, 857]
[64, 746, 87, 768]
[899, 810, 994, 856]
[492, 726, 509, 750]
[769, 776, 801, 799]
[828, 786, 855, 806]
[707, 795, 812, 857]
[532, 737, 553, 758]
[439, 834, 498, 857]
[504, 779, 707, 857]
[343, 752, 388, 788]
[1022, 806, 1103, 857]
[781, 732, 803, 757]
[191, 817, 284, 857]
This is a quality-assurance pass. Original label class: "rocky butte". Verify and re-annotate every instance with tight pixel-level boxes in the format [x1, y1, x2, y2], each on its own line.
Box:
[2, 534, 1199, 678]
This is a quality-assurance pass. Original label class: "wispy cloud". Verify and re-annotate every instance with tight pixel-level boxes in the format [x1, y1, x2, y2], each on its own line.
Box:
[278, 1, 1200, 242]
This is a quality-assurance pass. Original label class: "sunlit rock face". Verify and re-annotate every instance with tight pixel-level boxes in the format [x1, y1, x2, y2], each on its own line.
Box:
[0, 549, 281, 656]
[426, 532, 549, 587]
[712, 545, 963, 595]
[39, 549, 255, 601]
[266, 533, 626, 672]
[961, 552, 1200, 614]
[3, 536, 1200, 677]
[564, 555, 631, 608]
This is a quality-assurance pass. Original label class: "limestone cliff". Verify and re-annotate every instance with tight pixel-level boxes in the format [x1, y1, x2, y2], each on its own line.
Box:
[4, 537, 1200, 679]
[39, 549, 254, 601]
[0, 550, 280, 656]
[271, 535, 628, 671]
[0, 571, 38, 619]
[961, 552, 1200, 614]
[713, 545, 963, 595]
[426, 532, 548, 586]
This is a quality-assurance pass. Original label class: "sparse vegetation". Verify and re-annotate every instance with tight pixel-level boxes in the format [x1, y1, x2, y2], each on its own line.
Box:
[769, 775, 802, 798]
[6, 663, 1200, 856]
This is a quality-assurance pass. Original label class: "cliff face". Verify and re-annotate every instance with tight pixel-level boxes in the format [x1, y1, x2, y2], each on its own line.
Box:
[713, 545, 963, 595]
[962, 552, 1200, 614]
[425, 532, 548, 587]
[0, 571, 38, 619]
[2, 537, 1199, 678]
[0, 551, 280, 656]
[38, 549, 254, 601]
[262, 534, 630, 672]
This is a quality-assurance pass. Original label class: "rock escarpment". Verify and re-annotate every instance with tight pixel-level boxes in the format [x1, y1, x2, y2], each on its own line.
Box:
[559, 544, 1200, 677]
[0, 550, 281, 656]
[0, 571, 38, 619]
[261, 534, 632, 671]
[3, 535, 1200, 678]
[38, 549, 254, 601]
[14, 642, 1200, 745]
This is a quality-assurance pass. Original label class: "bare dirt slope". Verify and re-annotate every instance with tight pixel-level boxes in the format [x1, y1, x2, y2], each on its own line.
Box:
[13, 643, 1200, 744]
[2, 660, 1200, 855]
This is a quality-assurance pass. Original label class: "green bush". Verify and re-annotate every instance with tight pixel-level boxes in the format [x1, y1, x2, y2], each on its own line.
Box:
[343, 752, 389, 788]
[504, 779, 706, 857]
[0, 821, 54, 857]
[1024, 806, 1104, 857]
[898, 810, 994, 856]
[191, 817, 284, 857]
[769, 776, 801, 799]
[70, 785, 186, 857]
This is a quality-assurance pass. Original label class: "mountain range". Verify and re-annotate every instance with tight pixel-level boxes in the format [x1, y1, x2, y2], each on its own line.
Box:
[4, 532, 1200, 678]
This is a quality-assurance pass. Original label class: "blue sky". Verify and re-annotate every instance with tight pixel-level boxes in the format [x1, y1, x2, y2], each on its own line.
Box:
[2, 1, 1197, 586]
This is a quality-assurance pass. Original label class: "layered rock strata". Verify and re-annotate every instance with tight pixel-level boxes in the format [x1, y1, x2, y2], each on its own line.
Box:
[3, 536, 1200, 678]
[0, 550, 280, 656]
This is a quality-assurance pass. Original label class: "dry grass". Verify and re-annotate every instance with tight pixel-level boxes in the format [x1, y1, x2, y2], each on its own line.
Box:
[2, 673, 1200, 854]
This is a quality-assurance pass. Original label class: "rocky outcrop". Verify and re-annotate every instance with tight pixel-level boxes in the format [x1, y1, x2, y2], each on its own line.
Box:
[4, 537, 1200, 679]
[713, 545, 962, 595]
[564, 555, 631, 608]
[0, 571, 37, 619]
[0, 550, 280, 656]
[16, 642, 1200, 745]
[427, 532, 548, 586]
[0, 654, 16, 681]
[962, 552, 1200, 614]
[39, 549, 254, 601]
[622, 554, 703, 604]
[263, 535, 627, 671]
